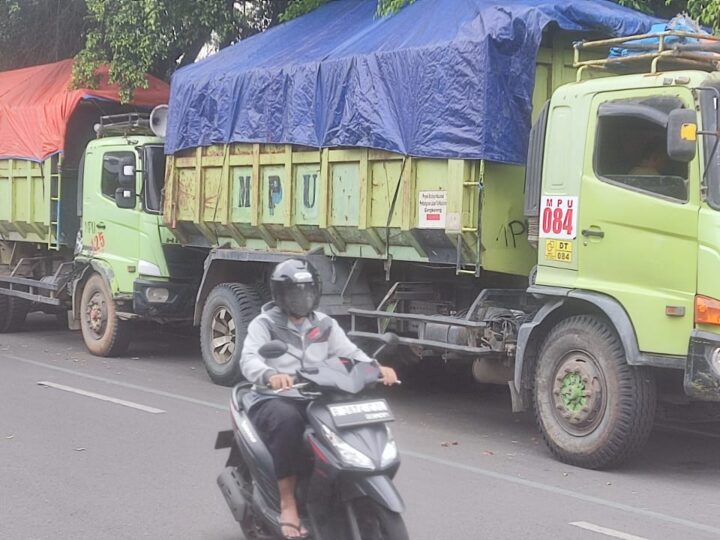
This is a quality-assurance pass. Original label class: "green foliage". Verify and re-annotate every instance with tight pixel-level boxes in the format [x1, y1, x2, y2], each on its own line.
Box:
[618, 0, 720, 30]
[376, 0, 415, 16]
[281, 0, 414, 21]
[74, 0, 243, 102]
[0, 0, 413, 102]
[0, 0, 86, 71]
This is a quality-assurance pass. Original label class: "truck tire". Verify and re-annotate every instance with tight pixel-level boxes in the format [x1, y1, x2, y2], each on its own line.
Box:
[534, 314, 656, 469]
[0, 295, 29, 332]
[200, 283, 263, 386]
[80, 274, 130, 357]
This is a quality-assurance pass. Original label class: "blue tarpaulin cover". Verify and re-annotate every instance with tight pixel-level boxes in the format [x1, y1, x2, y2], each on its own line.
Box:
[166, 0, 657, 164]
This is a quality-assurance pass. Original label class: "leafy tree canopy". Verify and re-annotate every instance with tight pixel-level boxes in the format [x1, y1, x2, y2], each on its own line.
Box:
[6, 0, 717, 102]
[282, 0, 413, 20]
[0, 0, 414, 101]
[618, 0, 720, 30]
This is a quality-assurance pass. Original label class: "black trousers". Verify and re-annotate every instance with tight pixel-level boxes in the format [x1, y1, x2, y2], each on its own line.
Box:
[249, 398, 307, 480]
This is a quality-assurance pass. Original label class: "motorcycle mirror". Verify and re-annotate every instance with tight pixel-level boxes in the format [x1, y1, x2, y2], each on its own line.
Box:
[258, 340, 288, 359]
[305, 317, 333, 345]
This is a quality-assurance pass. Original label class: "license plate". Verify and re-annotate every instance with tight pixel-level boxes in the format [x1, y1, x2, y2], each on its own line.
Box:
[327, 399, 394, 428]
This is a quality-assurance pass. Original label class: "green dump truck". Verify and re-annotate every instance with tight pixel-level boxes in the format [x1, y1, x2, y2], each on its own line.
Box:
[162, 31, 720, 468]
[0, 87, 205, 356]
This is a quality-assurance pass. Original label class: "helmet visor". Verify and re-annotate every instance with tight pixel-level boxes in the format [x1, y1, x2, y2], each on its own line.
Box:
[283, 282, 320, 318]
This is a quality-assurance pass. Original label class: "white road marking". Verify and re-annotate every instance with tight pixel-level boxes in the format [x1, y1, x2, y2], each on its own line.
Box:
[7, 354, 720, 537]
[570, 521, 648, 540]
[37, 381, 166, 414]
[400, 450, 720, 536]
[9, 354, 226, 410]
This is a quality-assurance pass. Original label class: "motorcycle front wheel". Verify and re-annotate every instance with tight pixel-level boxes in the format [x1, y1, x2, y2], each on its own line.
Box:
[352, 497, 409, 540]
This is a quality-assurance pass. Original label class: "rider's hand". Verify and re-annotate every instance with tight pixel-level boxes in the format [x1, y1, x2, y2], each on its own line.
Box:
[379, 366, 398, 386]
[268, 373, 294, 390]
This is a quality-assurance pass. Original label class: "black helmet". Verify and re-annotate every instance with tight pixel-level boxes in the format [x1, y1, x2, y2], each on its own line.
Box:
[270, 259, 321, 318]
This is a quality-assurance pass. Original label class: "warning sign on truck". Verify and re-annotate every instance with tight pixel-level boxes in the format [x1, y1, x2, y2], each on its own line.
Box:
[418, 191, 447, 229]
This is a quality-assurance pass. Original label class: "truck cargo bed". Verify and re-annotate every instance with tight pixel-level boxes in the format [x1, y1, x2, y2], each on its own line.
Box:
[163, 41, 582, 277]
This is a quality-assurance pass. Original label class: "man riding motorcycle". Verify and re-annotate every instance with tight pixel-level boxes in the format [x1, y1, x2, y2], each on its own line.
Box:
[240, 258, 398, 539]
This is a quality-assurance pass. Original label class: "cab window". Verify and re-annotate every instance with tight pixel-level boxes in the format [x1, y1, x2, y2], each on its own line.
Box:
[594, 98, 689, 202]
[101, 152, 135, 200]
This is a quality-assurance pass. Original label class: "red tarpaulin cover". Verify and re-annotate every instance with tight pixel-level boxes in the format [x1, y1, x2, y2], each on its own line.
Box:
[0, 59, 169, 162]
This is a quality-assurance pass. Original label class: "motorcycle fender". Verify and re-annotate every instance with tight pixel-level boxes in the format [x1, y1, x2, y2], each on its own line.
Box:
[343, 475, 405, 514]
[215, 430, 234, 449]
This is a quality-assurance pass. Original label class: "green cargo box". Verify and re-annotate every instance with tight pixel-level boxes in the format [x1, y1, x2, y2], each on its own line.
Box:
[164, 40, 582, 277]
[0, 156, 65, 248]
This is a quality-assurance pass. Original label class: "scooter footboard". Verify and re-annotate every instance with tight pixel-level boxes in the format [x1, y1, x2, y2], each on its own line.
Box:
[342, 474, 405, 514]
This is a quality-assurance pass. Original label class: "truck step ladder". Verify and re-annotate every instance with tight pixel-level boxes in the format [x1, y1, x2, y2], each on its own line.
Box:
[455, 162, 483, 277]
[48, 155, 61, 251]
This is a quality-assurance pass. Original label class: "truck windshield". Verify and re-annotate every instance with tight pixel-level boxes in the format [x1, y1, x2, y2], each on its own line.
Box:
[699, 84, 720, 210]
[144, 145, 165, 214]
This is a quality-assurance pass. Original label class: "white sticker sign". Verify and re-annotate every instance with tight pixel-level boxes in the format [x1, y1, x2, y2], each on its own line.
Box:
[418, 190, 447, 229]
[540, 196, 578, 240]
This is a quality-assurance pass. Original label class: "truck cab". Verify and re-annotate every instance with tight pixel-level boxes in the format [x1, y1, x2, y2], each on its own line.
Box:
[511, 34, 720, 467]
[530, 68, 720, 399]
[72, 117, 203, 356]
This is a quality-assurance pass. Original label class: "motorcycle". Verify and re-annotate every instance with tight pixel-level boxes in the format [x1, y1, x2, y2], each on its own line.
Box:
[215, 317, 408, 540]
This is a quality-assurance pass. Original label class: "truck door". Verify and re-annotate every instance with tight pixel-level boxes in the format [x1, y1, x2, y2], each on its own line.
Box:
[576, 91, 699, 356]
[82, 148, 140, 293]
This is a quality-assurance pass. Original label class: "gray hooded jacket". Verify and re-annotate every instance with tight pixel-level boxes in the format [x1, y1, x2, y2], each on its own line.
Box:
[240, 303, 374, 400]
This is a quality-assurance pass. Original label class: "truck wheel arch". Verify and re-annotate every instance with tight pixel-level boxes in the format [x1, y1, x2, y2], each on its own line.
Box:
[194, 258, 269, 326]
[513, 288, 643, 412]
[71, 261, 117, 323]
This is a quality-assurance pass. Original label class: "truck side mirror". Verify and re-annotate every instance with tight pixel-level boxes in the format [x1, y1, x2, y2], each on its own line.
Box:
[115, 187, 136, 209]
[667, 109, 697, 162]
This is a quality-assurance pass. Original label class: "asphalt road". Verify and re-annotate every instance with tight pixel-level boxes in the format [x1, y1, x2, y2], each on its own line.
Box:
[2, 315, 720, 540]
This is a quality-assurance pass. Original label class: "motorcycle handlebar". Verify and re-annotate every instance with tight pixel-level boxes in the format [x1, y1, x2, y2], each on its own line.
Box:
[269, 378, 401, 393]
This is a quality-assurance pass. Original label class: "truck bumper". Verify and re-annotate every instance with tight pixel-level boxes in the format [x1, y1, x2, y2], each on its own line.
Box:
[133, 279, 197, 320]
[685, 331, 720, 402]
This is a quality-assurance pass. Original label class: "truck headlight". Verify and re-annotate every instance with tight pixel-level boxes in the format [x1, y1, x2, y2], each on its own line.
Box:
[146, 287, 170, 303]
[320, 423, 374, 470]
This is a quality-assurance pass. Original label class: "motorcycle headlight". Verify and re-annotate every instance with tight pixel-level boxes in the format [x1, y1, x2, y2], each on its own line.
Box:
[380, 426, 398, 468]
[320, 423, 375, 470]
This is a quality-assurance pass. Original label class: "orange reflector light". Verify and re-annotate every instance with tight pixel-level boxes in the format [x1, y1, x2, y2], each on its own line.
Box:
[695, 296, 720, 326]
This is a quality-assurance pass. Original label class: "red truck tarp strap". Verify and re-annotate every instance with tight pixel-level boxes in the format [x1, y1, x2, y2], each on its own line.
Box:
[0, 59, 169, 162]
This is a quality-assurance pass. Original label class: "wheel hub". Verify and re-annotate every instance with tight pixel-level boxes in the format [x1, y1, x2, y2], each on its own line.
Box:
[552, 353, 606, 434]
[85, 292, 107, 337]
[211, 308, 236, 365]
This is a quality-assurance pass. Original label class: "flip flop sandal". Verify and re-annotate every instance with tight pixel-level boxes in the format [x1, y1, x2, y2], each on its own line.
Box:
[279, 521, 310, 540]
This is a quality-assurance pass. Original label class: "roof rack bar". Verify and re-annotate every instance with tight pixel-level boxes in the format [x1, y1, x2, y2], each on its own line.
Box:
[575, 31, 720, 52]
[97, 112, 153, 138]
[574, 30, 720, 78]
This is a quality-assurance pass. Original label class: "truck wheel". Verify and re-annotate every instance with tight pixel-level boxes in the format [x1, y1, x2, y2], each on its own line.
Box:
[0, 295, 30, 332]
[80, 274, 130, 357]
[534, 315, 656, 469]
[200, 283, 262, 386]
